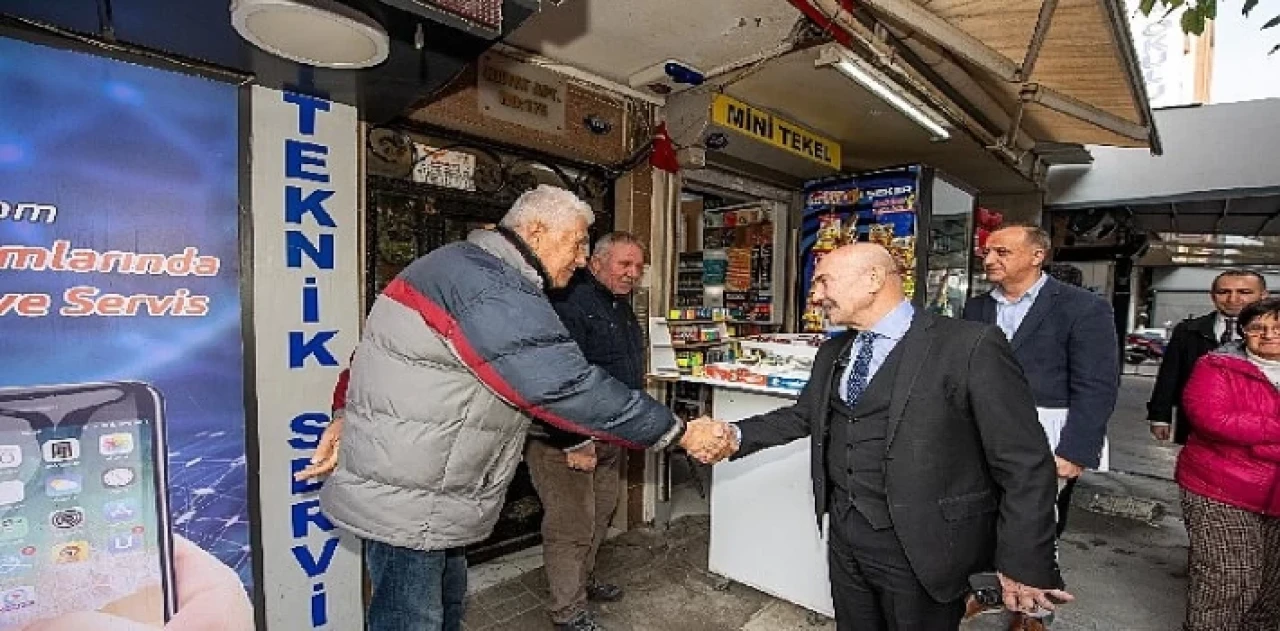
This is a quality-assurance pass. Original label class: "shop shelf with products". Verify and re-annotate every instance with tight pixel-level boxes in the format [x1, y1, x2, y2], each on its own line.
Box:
[675, 252, 706, 308]
[673, 194, 789, 326]
[648, 312, 739, 379]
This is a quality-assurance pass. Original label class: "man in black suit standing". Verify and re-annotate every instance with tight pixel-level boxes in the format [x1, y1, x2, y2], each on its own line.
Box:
[689, 244, 1069, 630]
[1147, 269, 1267, 444]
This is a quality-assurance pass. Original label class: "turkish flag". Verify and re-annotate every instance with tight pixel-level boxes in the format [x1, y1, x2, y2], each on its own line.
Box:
[650, 122, 680, 174]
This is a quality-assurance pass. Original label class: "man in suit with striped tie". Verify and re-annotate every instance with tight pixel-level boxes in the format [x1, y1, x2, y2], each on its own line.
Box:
[691, 244, 1070, 631]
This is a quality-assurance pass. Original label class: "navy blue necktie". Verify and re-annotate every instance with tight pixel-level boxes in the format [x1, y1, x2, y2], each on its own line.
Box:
[845, 332, 877, 406]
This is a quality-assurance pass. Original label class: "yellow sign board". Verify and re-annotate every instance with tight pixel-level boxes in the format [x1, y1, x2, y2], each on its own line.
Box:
[710, 94, 842, 170]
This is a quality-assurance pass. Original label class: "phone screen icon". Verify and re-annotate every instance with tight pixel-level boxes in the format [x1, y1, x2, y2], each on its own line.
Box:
[0, 446, 21, 469]
[0, 518, 29, 541]
[45, 473, 83, 498]
[42, 438, 80, 463]
[102, 499, 137, 524]
[0, 481, 24, 506]
[0, 586, 35, 613]
[99, 433, 135, 456]
[50, 507, 85, 530]
[107, 530, 144, 555]
[0, 553, 34, 578]
[51, 541, 89, 564]
[102, 467, 136, 489]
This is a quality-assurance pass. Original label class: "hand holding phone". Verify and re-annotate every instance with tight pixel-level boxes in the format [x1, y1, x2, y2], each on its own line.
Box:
[22, 535, 252, 630]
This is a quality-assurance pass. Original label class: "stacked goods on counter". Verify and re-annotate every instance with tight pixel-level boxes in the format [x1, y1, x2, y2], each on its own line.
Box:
[700, 333, 826, 393]
[675, 350, 707, 377]
[671, 325, 721, 343]
[660, 311, 736, 377]
[668, 307, 734, 322]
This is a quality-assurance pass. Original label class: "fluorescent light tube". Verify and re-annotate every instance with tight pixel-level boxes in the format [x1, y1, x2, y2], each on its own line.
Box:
[817, 47, 952, 142]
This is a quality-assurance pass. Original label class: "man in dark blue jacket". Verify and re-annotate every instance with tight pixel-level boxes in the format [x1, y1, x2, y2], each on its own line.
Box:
[963, 225, 1118, 630]
[963, 224, 1119, 535]
[527, 231, 647, 631]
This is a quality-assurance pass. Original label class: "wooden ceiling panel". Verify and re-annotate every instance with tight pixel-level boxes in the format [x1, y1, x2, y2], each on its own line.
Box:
[916, 0, 1041, 61]
[1031, 0, 1142, 120]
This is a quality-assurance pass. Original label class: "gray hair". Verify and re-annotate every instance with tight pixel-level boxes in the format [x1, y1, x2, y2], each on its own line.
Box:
[499, 185, 595, 232]
[592, 231, 646, 261]
[997, 222, 1052, 256]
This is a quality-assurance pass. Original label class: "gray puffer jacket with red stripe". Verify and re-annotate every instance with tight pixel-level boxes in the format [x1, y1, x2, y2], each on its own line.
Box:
[321, 228, 679, 551]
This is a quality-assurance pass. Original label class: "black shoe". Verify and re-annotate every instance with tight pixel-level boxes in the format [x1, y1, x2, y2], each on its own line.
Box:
[555, 610, 606, 631]
[586, 582, 624, 603]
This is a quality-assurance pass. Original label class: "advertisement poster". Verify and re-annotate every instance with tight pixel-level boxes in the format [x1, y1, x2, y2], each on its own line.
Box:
[0, 36, 253, 628]
[798, 167, 920, 332]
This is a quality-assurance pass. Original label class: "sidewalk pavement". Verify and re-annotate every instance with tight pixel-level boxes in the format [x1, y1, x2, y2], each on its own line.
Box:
[463, 514, 834, 631]
[463, 376, 1188, 630]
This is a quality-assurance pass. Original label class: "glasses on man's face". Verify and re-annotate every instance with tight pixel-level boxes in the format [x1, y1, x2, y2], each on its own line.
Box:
[1243, 325, 1280, 338]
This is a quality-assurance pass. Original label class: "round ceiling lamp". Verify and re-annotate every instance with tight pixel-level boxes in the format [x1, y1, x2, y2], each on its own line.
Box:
[231, 0, 390, 69]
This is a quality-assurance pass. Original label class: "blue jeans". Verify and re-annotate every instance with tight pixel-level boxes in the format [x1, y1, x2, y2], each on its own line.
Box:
[365, 539, 467, 631]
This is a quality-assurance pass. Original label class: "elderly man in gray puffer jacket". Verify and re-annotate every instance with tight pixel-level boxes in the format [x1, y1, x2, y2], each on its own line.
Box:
[297, 185, 721, 631]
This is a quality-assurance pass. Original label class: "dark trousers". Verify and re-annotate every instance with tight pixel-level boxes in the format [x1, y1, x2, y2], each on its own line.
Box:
[526, 439, 623, 623]
[365, 539, 467, 631]
[1056, 477, 1078, 537]
[828, 500, 965, 631]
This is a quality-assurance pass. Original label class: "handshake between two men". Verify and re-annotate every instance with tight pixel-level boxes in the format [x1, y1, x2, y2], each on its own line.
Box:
[680, 417, 739, 464]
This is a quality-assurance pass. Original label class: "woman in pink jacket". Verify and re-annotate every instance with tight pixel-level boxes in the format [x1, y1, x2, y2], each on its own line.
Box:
[1178, 297, 1280, 630]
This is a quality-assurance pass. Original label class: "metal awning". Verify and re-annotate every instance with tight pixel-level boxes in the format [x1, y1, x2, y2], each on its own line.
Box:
[1104, 191, 1280, 237]
[1139, 233, 1280, 268]
[799, 0, 1161, 156]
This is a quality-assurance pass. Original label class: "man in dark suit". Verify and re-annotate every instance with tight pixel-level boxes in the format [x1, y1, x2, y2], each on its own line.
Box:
[963, 224, 1119, 540]
[1147, 269, 1267, 444]
[690, 244, 1069, 631]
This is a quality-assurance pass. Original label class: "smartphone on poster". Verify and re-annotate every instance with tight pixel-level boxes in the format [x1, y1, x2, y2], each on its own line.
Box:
[0, 382, 174, 628]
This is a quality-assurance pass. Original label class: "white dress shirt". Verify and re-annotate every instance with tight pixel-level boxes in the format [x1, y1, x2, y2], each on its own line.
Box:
[837, 301, 915, 401]
[991, 273, 1050, 341]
